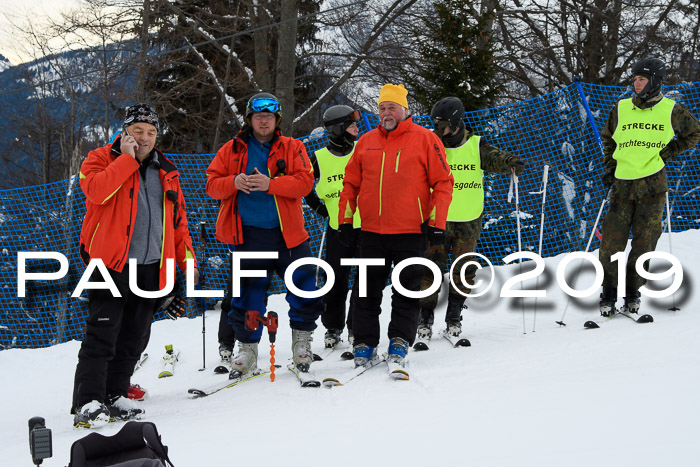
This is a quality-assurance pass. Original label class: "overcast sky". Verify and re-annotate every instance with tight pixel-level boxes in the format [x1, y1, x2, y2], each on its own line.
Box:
[0, 0, 81, 64]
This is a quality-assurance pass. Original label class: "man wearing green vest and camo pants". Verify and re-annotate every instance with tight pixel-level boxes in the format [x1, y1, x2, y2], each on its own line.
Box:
[305, 105, 362, 349]
[417, 97, 526, 342]
[598, 57, 700, 316]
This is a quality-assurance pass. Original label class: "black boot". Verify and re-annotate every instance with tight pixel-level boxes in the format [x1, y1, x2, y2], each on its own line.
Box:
[445, 295, 465, 337]
[599, 286, 617, 317]
[623, 289, 641, 314]
[417, 308, 434, 339]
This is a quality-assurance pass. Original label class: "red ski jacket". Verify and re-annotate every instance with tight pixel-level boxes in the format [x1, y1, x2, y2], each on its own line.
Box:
[79, 136, 196, 289]
[338, 117, 453, 233]
[206, 130, 314, 248]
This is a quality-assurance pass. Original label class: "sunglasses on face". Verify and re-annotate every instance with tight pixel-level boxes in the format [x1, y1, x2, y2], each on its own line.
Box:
[249, 98, 280, 113]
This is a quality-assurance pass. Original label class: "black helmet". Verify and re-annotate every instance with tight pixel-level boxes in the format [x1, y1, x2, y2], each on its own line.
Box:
[631, 57, 666, 100]
[246, 92, 282, 122]
[323, 105, 361, 139]
[430, 97, 465, 133]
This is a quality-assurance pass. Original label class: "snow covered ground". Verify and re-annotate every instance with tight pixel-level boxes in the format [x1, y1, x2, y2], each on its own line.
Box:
[2, 230, 699, 467]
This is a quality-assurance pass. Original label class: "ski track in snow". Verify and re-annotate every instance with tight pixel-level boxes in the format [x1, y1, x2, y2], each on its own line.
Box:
[2, 231, 699, 466]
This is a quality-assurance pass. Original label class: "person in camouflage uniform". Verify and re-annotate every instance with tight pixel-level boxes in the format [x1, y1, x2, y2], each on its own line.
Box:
[598, 57, 700, 315]
[417, 97, 525, 341]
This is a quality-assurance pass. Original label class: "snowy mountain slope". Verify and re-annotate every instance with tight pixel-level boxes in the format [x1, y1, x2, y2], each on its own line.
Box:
[2, 230, 699, 467]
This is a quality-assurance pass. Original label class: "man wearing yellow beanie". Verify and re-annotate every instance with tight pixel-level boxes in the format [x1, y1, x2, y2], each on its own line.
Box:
[337, 83, 454, 379]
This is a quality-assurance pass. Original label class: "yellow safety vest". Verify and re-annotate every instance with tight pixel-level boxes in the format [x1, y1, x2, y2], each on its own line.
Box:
[314, 147, 361, 230]
[447, 135, 483, 222]
[612, 97, 675, 180]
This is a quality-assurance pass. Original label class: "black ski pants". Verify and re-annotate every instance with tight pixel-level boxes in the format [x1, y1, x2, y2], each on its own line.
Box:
[72, 262, 160, 410]
[320, 225, 360, 332]
[352, 231, 425, 348]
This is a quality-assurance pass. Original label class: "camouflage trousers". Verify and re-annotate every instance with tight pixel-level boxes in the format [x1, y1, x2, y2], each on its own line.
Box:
[599, 192, 665, 294]
[419, 218, 482, 310]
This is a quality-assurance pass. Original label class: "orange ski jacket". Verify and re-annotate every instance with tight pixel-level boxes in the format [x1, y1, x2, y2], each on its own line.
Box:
[79, 136, 196, 289]
[206, 130, 314, 248]
[338, 117, 453, 233]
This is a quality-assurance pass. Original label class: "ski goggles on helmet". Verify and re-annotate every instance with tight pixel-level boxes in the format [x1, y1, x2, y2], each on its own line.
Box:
[325, 109, 361, 127]
[248, 97, 280, 114]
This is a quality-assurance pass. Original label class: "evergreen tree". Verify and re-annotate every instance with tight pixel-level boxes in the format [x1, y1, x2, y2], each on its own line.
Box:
[403, 0, 501, 113]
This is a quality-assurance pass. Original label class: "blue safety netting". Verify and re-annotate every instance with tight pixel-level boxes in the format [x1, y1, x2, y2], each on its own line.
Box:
[1, 81, 698, 349]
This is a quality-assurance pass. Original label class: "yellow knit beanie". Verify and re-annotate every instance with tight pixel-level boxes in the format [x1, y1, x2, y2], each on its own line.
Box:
[378, 83, 408, 109]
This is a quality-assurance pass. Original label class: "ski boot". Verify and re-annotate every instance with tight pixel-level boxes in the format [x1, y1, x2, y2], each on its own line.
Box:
[622, 290, 641, 314]
[387, 337, 409, 364]
[106, 395, 145, 422]
[324, 328, 342, 349]
[127, 383, 148, 401]
[219, 343, 234, 364]
[599, 286, 617, 317]
[73, 400, 110, 429]
[229, 342, 258, 379]
[445, 294, 466, 337]
[417, 308, 434, 339]
[353, 343, 377, 367]
[292, 329, 314, 372]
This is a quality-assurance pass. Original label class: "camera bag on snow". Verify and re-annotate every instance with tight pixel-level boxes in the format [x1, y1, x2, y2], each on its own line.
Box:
[68, 421, 174, 467]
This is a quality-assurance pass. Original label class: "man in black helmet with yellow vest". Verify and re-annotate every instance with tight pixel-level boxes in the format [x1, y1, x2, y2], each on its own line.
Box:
[598, 57, 700, 316]
[305, 105, 362, 351]
[416, 96, 525, 346]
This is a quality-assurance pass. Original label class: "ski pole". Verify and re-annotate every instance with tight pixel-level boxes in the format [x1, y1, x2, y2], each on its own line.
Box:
[198, 221, 207, 371]
[531, 164, 550, 332]
[665, 192, 680, 312]
[511, 170, 526, 334]
[556, 190, 610, 326]
[315, 219, 328, 286]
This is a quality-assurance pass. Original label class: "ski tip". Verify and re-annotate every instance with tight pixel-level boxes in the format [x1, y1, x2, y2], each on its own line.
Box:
[455, 338, 471, 347]
[312, 353, 323, 362]
[213, 366, 229, 374]
[583, 320, 600, 329]
[637, 314, 654, 324]
[340, 351, 354, 361]
[158, 371, 173, 378]
[413, 341, 429, 351]
[187, 388, 206, 397]
[302, 381, 321, 388]
[390, 370, 409, 381]
[322, 378, 342, 387]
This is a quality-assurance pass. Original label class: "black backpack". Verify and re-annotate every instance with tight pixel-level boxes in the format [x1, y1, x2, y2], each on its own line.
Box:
[68, 421, 174, 467]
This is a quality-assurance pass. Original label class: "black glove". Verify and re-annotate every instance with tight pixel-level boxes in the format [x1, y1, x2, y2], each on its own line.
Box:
[427, 226, 446, 246]
[337, 223, 354, 247]
[601, 171, 614, 189]
[315, 204, 329, 219]
[509, 158, 525, 176]
[161, 295, 186, 320]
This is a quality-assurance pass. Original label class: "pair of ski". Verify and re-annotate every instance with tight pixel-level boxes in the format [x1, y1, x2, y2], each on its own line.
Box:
[584, 308, 654, 329]
[287, 344, 355, 387]
[322, 353, 410, 386]
[132, 345, 180, 378]
[413, 330, 471, 351]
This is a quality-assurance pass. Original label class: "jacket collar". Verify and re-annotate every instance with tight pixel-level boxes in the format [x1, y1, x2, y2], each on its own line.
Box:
[378, 116, 413, 138]
[109, 134, 176, 173]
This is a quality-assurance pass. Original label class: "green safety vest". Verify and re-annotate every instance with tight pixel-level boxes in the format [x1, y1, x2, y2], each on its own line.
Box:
[447, 135, 483, 222]
[612, 97, 675, 180]
[314, 146, 361, 230]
